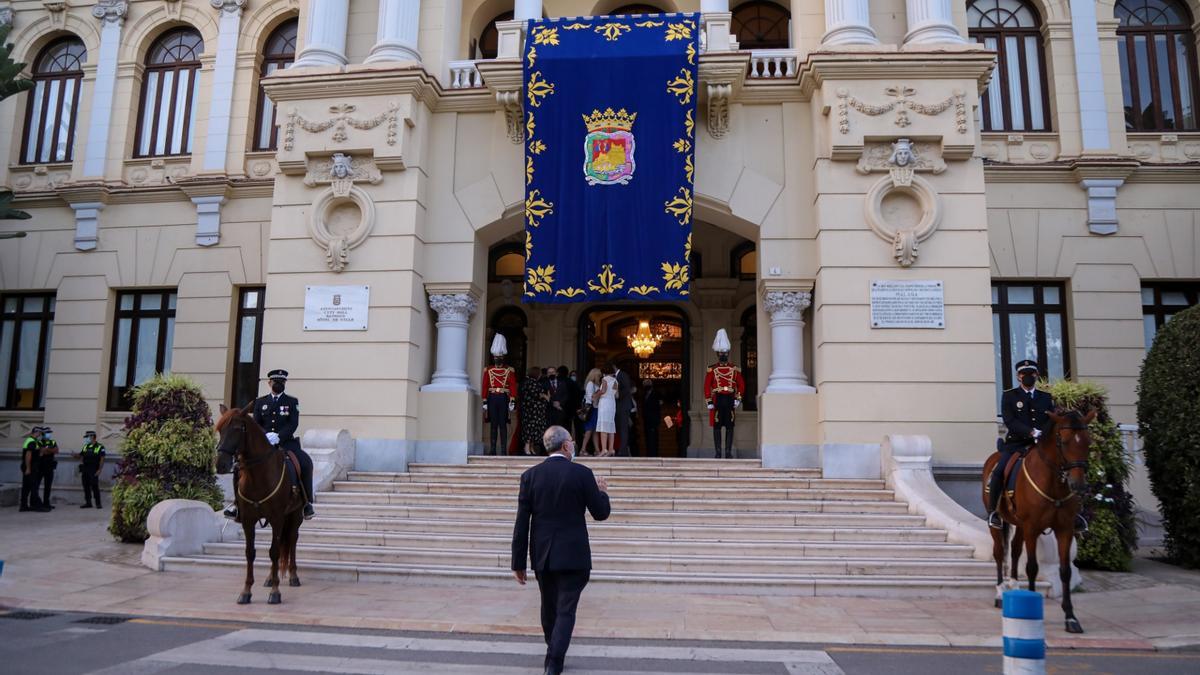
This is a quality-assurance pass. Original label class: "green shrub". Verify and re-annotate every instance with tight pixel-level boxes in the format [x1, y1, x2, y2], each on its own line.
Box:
[1043, 379, 1136, 571]
[109, 374, 221, 543]
[1138, 304, 1200, 568]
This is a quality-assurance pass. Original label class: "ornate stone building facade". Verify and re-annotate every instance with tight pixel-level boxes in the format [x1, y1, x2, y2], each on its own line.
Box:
[1, 0, 1198, 483]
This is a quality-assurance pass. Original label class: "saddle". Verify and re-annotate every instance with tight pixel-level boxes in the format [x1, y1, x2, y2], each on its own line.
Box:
[282, 450, 307, 502]
[1002, 453, 1023, 496]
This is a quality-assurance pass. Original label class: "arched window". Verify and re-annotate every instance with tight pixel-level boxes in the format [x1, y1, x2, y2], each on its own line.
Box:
[135, 28, 204, 157]
[21, 37, 86, 164]
[732, 1, 790, 50]
[474, 11, 513, 60]
[253, 19, 297, 151]
[490, 242, 525, 281]
[739, 306, 757, 411]
[967, 0, 1050, 132]
[1116, 0, 1198, 131]
[730, 241, 756, 280]
[607, 4, 664, 15]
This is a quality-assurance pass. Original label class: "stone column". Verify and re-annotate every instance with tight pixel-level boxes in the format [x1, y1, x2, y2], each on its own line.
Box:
[202, 0, 244, 173]
[424, 293, 479, 391]
[1069, 0, 1110, 151]
[83, 0, 126, 178]
[365, 0, 421, 63]
[514, 0, 541, 21]
[294, 0, 350, 67]
[763, 289, 815, 393]
[903, 0, 966, 45]
[822, 0, 878, 46]
[702, 0, 734, 52]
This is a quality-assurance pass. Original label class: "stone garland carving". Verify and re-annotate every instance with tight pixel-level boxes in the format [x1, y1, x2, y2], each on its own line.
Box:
[428, 293, 479, 323]
[307, 152, 377, 272]
[284, 102, 400, 152]
[862, 138, 944, 268]
[707, 83, 732, 139]
[837, 86, 966, 135]
[762, 290, 812, 322]
[496, 90, 523, 144]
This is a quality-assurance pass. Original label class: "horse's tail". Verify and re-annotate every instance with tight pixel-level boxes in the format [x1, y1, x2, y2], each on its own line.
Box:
[279, 531, 291, 577]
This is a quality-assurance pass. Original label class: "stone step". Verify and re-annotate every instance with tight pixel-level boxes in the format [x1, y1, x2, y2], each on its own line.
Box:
[330, 480, 897, 501]
[316, 491, 910, 513]
[235, 528, 973, 559]
[466, 457, 766, 467]
[408, 463, 822, 479]
[297, 516, 951, 542]
[311, 502, 927, 527]
[346, 471, 884, 491]
[202, 541, 993, 577]
[163, 556, 997, 598]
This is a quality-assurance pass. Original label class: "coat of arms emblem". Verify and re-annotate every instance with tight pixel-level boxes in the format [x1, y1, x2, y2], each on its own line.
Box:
[583, 108, 637, 186]
[333, 294, 342, 306]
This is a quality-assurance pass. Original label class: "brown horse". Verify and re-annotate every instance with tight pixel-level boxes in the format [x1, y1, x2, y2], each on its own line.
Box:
[982, 408, 1096, 633]
[215, 403, 305, 605]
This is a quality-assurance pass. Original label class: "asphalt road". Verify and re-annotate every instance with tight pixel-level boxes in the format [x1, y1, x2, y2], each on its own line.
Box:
[2, 609, 1196, 675]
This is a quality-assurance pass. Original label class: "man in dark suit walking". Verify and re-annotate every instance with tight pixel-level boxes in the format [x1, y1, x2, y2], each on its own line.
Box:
[613, 363, 634, 456]
[641, 379, 662, 457]
[512, 425, 611, 675]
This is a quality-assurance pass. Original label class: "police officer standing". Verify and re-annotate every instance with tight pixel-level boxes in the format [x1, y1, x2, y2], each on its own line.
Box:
[704, 329, 745, 459]
[75, 430, 106, 509]
[37, 426, 59, 509]
[484, 334, 518, 456]
[987, 359, 1054, 529]
[19, 427, 48, 512]
[224, 369, 314, 520]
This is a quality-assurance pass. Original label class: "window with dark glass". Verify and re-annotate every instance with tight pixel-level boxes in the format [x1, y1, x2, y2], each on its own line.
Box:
[0, 294, 55, 410]
[607, 4, 664, 15]
[21, 37, 86, 165]
[108, 290, 177, 410]
[991, 282, 1069, 408]
[967, 0, 1051, 132]
[230, 287, 266, 407]
[254, 19, 297, 151]
[739, 306, 758, 411]
[1116, 0, 1199, 131]
[135, 28, 204, 157]
[730, 242, 756, 280]
[474, 11, 514, 60]
[1142, 283, 1200, 348]
[732, 1, 791, 50]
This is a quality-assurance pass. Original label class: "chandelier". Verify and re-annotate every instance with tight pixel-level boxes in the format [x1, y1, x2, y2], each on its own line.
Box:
[626, 319, 662, 358]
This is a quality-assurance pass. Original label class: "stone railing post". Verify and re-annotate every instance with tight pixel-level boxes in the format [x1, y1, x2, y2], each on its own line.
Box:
[763, 289, 815, 393]
[424, 292, 479, 391]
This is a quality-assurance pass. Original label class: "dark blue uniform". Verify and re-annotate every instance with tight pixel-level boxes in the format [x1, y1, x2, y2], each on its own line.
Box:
[988, 386, 1055, 508]
[252, 392, 313, 505]
[79, 441, 106, 508]
[37, 437, 58, 509]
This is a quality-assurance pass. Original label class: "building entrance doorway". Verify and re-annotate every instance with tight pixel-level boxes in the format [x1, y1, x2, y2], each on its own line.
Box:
[577, 306, 690, 457]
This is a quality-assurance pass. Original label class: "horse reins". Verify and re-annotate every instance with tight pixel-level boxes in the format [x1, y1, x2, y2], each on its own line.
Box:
[222, 422, 289, 510]
[1020, 419, 1090, 509]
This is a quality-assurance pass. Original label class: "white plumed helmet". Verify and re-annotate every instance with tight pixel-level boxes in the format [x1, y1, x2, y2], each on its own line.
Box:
[490, 333, 508, 357]
[712, 328, 731, 353]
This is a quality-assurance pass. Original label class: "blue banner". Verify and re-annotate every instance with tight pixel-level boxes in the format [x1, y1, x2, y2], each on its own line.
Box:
[523, 14, 699, 303]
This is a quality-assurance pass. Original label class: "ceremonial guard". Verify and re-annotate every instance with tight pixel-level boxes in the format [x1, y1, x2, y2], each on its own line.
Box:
[76, 430, 106, 509]
[37, 426, 59, 509]
[484, 335, 518, 456]
[224, 369, 315, 521]
[704, 329, 745, 459]
[19, 426, 48, 512]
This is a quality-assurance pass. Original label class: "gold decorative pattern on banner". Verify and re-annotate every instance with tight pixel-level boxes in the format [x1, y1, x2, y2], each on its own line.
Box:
[666, 22, 693, 41]
[587, 264, 626, 294]
[526, 157, 534, 185]
[533, 27, 559, 46]
[525, 231, 532, 259]
[595, 22, 632, 41]
[526, 265, 556, 295]
[684, 232, 692, 261]
[526, 189, 554, 227]
[635, 20, 664, 27]
[629, 285, 661, 296]
[685, 109, 694, 137]
[664, 187, 692, 225]
[527, 46, 537, 68]
[562, 22, 591, 30]
[667, 68, 694, 104]
[661, 262, 689, 293]
[555, 287, 586, 298]
[527, 72, 555, 108]
[673, 138, 691, 153]
[529, 139, 547, 155]
[684, 155, 694, 183]
[686, 42, 696, 65]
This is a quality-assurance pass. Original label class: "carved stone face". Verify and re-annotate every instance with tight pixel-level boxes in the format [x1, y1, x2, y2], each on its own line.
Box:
[331, 153, 353, 179]
[890, 139, 914, 167]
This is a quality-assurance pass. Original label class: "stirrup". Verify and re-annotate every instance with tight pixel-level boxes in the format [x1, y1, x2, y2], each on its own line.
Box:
[1074, 514, 1089, 534]
[223, 505, 239, 520]
[987, 511, 1004, 530]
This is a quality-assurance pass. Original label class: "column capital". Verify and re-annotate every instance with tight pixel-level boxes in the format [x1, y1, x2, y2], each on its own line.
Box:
[210, 0, 246, 16]
[762, 289, 812, 321]
[91, 0, 128, 26]
[428, 292, 480, 323]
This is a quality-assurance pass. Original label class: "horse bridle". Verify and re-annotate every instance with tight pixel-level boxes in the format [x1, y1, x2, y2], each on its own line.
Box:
[1024, 418, 1091, 508]
[218, 419, 286, 508]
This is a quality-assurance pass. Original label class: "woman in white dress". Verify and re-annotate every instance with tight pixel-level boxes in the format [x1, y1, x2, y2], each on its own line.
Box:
[580, 368, 603, 457]
[595, 364, 619, 456]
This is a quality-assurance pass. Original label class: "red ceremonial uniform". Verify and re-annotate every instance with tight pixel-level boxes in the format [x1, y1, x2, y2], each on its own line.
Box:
[485, 365, 518, 398]
[703, 363, 745, 426]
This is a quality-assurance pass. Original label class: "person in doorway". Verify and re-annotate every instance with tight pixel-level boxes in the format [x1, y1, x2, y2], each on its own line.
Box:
[595, 365, 619, 456]
[511, 425, 611, 675]
[641, 380, 663, 458]
[75, 430, 106, 509]
[580, 368, 602, 456]
[20, 427, 48, 512]
[612, 362, 634, 456]
[547, 367, 571, 430]
[484, 334, 518, 456]
[225, 369, 315, 521]
[37, 426, 59, 509]
[705, 329, 745, 459]
[520, 366, 551, 455]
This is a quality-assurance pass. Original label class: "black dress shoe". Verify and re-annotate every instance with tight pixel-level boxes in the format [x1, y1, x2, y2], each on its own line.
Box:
[80, 503, 92, 509]
[303, 504, 315, 520]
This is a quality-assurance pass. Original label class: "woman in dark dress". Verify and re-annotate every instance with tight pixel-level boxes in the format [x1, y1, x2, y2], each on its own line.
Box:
[519, 366, 550, 455]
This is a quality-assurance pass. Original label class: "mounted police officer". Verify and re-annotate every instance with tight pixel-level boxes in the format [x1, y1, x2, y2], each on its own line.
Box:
[76, 430, 106, 509]
[988, 359, 1053, 529]
[19, 426, 49, 512]
[224, 369, 315, 521]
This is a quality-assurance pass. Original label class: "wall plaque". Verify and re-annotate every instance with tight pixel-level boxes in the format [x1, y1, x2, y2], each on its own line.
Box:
[304, 285, 369, 330]
[870, 280, 945, 329]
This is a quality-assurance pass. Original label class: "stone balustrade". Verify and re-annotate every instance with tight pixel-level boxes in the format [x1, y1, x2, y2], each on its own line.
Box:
[448, 60, 484, 89]
[748, 50, 797, 79]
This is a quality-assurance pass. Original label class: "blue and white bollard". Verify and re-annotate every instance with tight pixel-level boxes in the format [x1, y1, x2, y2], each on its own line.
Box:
[1002, 589, 1046, 674]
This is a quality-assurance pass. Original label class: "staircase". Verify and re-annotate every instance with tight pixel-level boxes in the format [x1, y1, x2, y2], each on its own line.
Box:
[162, 456, 997, 597]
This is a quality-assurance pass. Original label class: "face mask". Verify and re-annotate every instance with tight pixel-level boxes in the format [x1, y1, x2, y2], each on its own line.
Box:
[44, 433, 52, 440]
[719, 354, 728, 363]
[569, 375, 577, 382]
[271, 382, 285, 394]
[1020, 373, 1036, 388]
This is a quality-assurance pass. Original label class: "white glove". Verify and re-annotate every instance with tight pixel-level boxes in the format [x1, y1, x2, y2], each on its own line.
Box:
[707, 403, 714, 410]
[734, 399, 741, 408]
[482, 402, 489, 411]
[266, 432, 280, 446]
[508, 401, 516, 412]
[1032, 429, 1042, 440]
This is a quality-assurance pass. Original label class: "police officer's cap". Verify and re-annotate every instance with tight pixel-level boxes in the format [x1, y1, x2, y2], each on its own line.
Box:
[84, 430, 96, 437]
[266, 369, 289, 381]
[1014, 359, 1040, 374]
[31, 426, 45, 434]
